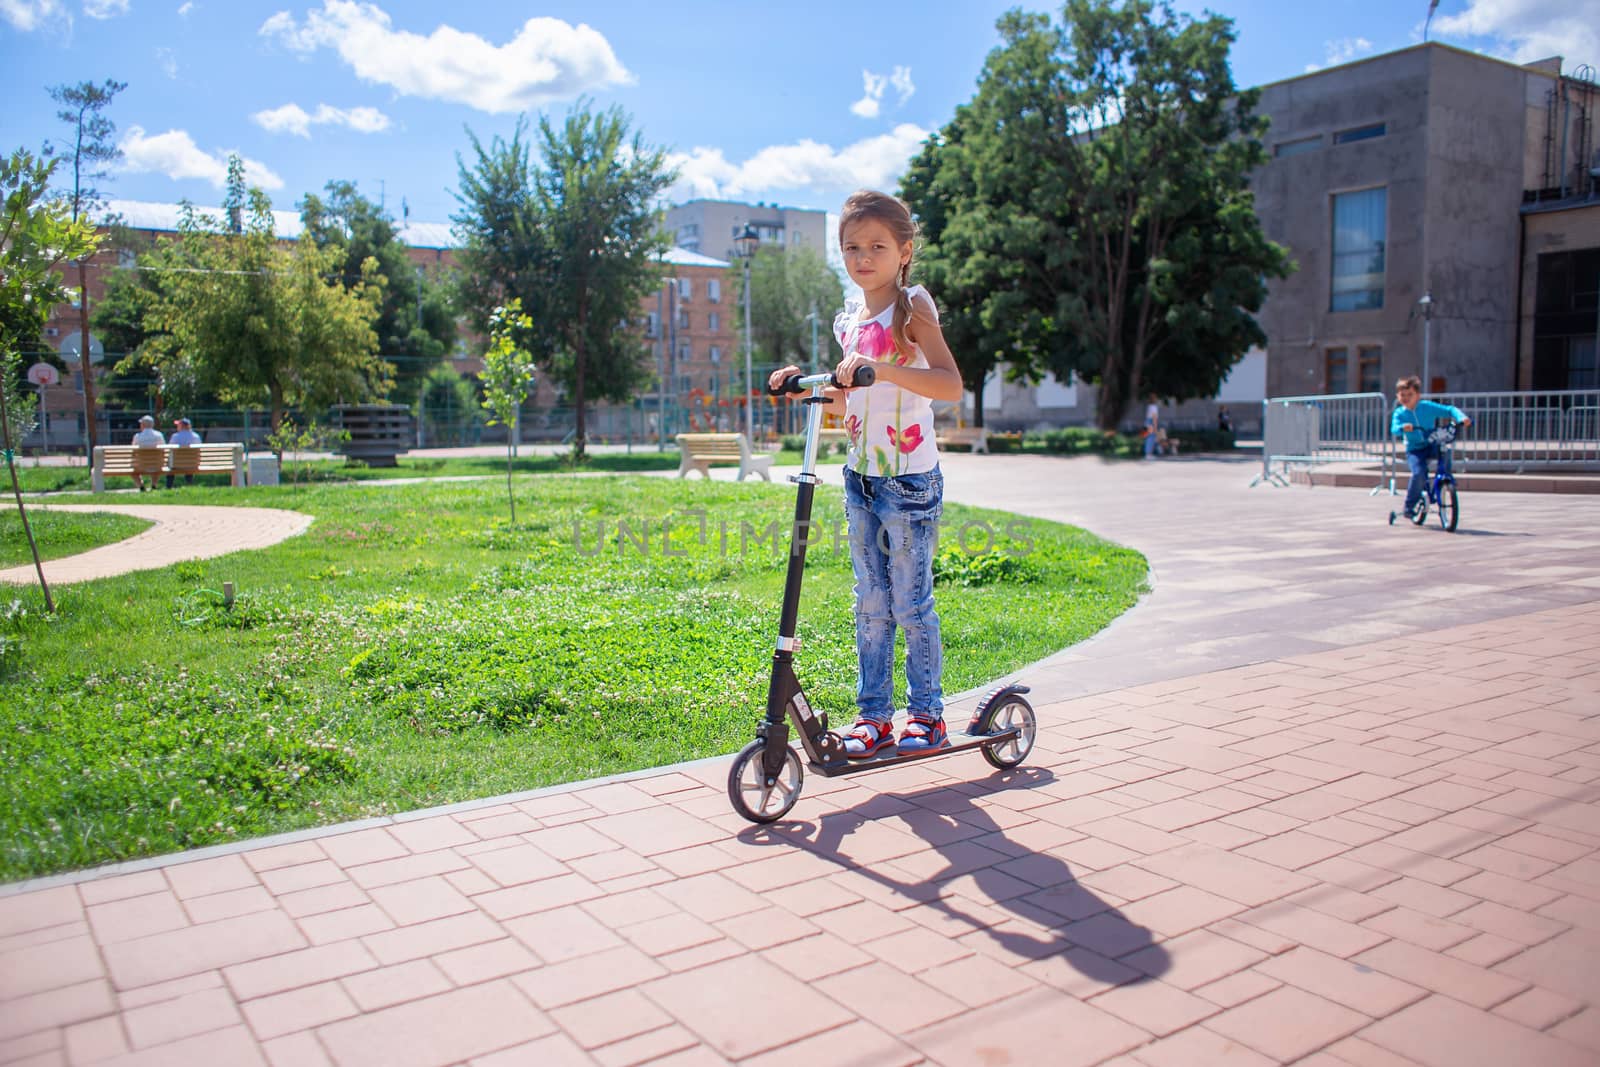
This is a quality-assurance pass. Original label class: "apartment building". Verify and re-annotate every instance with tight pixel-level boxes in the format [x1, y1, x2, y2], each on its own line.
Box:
[663, 199, 828, 262]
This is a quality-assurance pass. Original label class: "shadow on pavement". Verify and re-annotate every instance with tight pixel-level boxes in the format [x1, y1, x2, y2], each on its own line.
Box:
[737, 765, 1169, 986]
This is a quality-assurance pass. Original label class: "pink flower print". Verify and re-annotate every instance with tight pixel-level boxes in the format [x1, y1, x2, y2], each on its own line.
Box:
[854, 320, 896, 361]
[886, 423, 924, 455]
[844, 414, 863, 445]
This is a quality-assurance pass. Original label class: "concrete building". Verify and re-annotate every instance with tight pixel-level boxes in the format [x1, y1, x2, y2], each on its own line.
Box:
[1254, 43, 1598, 399]
[663, 199, 828, 262]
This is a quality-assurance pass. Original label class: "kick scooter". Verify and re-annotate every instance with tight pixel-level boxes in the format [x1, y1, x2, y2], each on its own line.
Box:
[727, 368, 1037, 824]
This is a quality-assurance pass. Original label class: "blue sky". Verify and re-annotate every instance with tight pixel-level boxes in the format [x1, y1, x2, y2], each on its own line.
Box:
[4, 0, 1596, 229]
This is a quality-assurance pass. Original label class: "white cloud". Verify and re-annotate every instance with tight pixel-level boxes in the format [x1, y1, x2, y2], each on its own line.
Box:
[851, 66, 915, 119]
[1305, 37, 1375, 72]
[119, 126, 284, 190]
[851, 70, 887, 118]
[83, 0, 129, 17]
[177, 1, 192, 15]
[0, 0, 67, 30]
[666, 124, 930, 203]
[1434, 0, 1600, 66]
[890, 66, 915, 104]
[258, 1, 632, 113]
[251, 102, 391, 137]
[156, 46, 177, 78]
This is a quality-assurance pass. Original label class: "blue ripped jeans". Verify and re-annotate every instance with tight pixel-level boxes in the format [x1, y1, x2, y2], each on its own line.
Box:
[843, 466, 944, 726]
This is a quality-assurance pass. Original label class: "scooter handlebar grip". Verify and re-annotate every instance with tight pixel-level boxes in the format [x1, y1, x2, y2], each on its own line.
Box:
[832, 366, 875, 389]
[769, 373, 806, 396]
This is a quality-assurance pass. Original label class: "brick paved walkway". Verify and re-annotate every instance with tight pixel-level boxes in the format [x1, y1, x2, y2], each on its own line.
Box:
[1, 458, 1596, 1065]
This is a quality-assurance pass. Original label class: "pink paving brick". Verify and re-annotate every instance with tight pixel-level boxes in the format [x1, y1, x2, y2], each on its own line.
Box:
[0, 978, 116, 1044]
[464, 842, 569, 887]
[367, 876, 475, 926]
[713, 907, 820, 952]
[1120, 886, 1248, 939]
[262, 1030, 335, 1067]
[433, 937, 540, 985]
[1494, 986, 1587, 1031]
[588, 1024, 703, 1067]
[1127, 1024, 1280, 1066]
[1362, 905, 1477, 951]
[240, 980, 357, 1041]
[361, 911, 505, 966]
[504, 904, 624, 961]
[547, 988, 673, 1049]
[338, 960, 453, 1012]
[64, 1014, 129, 1063]
[586, 807, 726, 856]
[735, 1018, 922, 1067]
[653, 872, 774, 923]
[513, 945, 668, 1010]
[163, 855, 261, 901]
[1491, 927, 1600, 1001]
[0, 934, 108, 1000]
[316, 980, 555, 1067]
[386, 815, 479, 854]
[100, 911, 307, 990]
[1090, 976, 1220, 1036]
[640, 955, 853, 1059]
[123, 985, 243, 1048]
[77, 870, 168, 906]
[908, 986, 1148, 1067]
[1133, 844, 1317, 908]
[1204, 983, 1370, 1061]
[475, 872, 603, 920]
[1358, 992, 1596, 1067]
[182, 885, 277, 925]
[1121, 928, 1268, 990]
[1255, 945, 1426, 1017]
[1353, 939, 1529, 1008]
[318, 828, 410, 869]
[298, 902, 397, 945]
[223, 940, 379, 1000]
[0, 886, 81, 940]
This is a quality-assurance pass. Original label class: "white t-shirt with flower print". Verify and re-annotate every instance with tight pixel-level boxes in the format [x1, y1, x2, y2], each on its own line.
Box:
[835, 284, 941, 478]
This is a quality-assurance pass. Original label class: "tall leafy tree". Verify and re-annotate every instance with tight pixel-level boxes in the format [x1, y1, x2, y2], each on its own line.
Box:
[740, 245, 845, 376]
[48, 78, 126, 452]
[139, 158, 388, 432]
[901, 2, 1290, 430]
[453, 101, 673, 459]
[299, 182, 457, 406]
[1, 149, 101, 612]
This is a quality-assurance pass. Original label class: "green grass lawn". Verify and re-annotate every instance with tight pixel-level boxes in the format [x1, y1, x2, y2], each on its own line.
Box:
[0, 509, 153, 567]
[0, 475, 1146, 880]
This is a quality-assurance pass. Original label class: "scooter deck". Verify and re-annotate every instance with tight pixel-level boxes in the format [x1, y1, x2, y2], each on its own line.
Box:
[805, 726, 1022, 777]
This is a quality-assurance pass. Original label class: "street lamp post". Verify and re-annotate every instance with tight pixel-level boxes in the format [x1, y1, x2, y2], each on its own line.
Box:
[735, 225, 760, 440]
[1418, 291, 1434, 393]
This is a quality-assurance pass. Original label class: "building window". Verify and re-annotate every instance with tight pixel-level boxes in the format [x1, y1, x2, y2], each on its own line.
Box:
[1331, 187, 1386, 312]
[1325, 347, 1349, 394]
[678, 342, 691, 364]
[1334, 123, 1387, 145]
[708, 278, 720, 302]
[1274, 136, 1320, 158]
[1358, 345, 1383, 392]
[677, 373, 692, 394]
[679, 277, 692, 301]
[708, 311, 719, 332]
[677, 310, 690, 330]
[709, 345, 721, 364]
[645, 312, 659, 338]
[709, 373, 719, 395]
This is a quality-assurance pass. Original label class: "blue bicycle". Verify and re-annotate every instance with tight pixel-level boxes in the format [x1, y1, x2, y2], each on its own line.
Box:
[1389, 420, 1460, 533]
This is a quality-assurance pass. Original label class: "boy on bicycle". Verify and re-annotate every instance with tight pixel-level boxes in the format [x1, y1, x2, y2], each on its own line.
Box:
[1392, 375, 1470, 519]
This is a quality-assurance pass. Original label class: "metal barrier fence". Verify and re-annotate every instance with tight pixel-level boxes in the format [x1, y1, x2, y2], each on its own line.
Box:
[1251, 392, 1395, 493]
[1428, 390, 1600, 472]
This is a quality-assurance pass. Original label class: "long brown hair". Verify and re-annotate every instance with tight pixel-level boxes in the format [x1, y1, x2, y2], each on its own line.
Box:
[839, 189, 918, 358]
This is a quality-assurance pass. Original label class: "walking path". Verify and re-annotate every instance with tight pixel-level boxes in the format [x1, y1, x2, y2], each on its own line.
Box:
[0, 504, 313, 586]
[1, 456, 1597, 1066]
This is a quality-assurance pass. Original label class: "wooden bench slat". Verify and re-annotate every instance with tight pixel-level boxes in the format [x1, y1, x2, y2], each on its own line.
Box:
[675, 432, 774, 482]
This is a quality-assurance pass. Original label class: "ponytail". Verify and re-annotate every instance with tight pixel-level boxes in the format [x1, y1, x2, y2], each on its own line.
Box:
[890, 262, 914, 359]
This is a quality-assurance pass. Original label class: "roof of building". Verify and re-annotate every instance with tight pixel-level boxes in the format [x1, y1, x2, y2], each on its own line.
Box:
[103, 199, 725, 266]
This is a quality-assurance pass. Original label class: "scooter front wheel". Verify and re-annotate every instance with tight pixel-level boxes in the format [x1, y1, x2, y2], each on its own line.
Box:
[727, 740, 804, 824]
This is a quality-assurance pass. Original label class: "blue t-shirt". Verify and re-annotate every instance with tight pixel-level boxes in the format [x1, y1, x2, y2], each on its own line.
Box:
[1391, 400, 1466, 451]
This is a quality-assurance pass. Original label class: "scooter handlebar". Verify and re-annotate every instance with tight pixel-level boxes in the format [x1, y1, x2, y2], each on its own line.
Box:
[768, 366, 876, 395]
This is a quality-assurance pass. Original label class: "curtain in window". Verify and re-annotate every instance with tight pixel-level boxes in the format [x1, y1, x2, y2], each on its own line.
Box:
[1332, 188, 1386, 311]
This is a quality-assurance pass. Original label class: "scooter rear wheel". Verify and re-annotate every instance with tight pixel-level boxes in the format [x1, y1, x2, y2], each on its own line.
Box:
[981, 696, 1037, 769]
[728, 740, 804, 823]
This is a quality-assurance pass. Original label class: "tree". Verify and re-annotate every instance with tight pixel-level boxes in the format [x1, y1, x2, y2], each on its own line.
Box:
[0, 149, 101, 613]
[299, 182, 457, 406]
[138, 158, 388, 432]
[48, 78, 126, 453]
[740, 245, 845, 374]
[899, 2, 1291, 430]
[453, 101, 674, 459]
[478, 299, 536, 522]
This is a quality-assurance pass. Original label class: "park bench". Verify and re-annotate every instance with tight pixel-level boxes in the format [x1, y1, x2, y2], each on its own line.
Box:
[92, 444, 246, 492]
[675, 432, 774, 482]
[936, 426, 989, 453]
